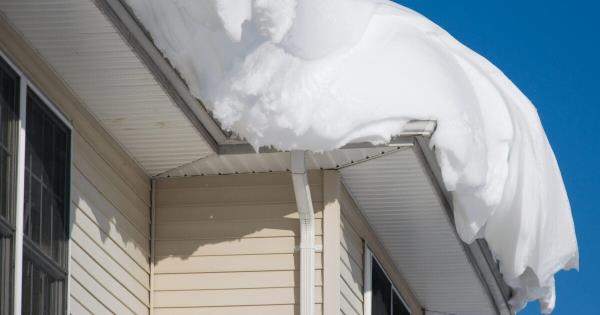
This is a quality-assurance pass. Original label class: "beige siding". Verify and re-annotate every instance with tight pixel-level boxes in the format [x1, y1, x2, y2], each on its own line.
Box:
[154, 172, 323, 315]
[340, 214, 364, 315]
[0, 17, 151, 315]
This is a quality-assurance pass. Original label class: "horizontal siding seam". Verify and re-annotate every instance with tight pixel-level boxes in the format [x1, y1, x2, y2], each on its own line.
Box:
[71, 224, 150, 282]
[71, 189, 150, 246]
[71, 254, 150, 308]
[72, 185, 150, 244]
[76, 130, 150, 206]
[70, 295, 95, 315]
[340, 269, 364, 303]
[69, 276, 114, 315]
[73, 162, 150, 224]
[153, 285, 323, 292]
[71, 260, 140, 314]
[340, 244, 363, 270]
[74, 162, 150, 230]
[72, 161, 150, 221]
[154, 268, 325, 275]
[73, 205, 150, 270]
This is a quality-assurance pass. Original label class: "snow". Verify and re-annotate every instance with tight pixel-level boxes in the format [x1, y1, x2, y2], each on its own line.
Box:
[126, 0, 578, 312]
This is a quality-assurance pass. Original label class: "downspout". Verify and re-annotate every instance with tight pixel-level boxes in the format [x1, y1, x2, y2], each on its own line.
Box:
[149, 179, 156, 315]
[291, 150, 315, 315]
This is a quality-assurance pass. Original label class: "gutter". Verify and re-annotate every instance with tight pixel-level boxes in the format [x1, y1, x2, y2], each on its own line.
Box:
[291, 150, 316, 315]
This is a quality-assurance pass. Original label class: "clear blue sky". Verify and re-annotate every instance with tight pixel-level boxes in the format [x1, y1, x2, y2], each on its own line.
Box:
[394, 1, 599, 314]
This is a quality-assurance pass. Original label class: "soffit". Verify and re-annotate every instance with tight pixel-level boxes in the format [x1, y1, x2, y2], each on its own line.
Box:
[340, 148, 499, 315]
[0, 0, 214, 175]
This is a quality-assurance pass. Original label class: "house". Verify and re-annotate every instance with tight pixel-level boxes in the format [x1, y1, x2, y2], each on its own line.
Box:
[0, 1, 522, 314]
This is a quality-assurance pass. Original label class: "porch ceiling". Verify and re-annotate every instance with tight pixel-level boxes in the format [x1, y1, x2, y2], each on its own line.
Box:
[0, 0, 215, 175]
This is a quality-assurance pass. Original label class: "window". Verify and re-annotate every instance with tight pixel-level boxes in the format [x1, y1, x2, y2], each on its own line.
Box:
[0, 53, 70, 315]
[0, 54, 20, 315]
[364, 247, 411, 315]
[22, 91, 70, 314]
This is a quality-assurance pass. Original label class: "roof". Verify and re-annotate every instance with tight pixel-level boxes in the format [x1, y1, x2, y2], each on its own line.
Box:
[0, 1, 513, 313]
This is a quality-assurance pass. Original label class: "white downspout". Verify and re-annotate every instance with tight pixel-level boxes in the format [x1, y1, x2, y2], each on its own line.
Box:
[291, 150, 315, 315]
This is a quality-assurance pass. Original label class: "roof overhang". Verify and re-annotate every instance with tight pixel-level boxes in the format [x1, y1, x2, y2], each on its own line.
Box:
[0, 1, 514, 312]
[0, 0, 220, 175]
[340, 136, 513, 315]
[85, 2, 514, 311]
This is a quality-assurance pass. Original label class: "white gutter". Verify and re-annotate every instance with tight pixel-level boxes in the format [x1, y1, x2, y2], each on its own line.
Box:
[291, 150, 316, 315]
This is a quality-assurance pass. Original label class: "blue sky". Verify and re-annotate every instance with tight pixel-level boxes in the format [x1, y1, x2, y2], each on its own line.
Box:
[394, 1, 599, 314]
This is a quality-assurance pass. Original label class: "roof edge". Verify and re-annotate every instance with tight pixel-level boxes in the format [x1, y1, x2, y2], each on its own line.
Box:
[94, 0, 229, 152]
[413, 136, 514, 315]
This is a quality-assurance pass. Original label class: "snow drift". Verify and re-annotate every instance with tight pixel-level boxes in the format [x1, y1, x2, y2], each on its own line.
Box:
[126, 0, 578, 312]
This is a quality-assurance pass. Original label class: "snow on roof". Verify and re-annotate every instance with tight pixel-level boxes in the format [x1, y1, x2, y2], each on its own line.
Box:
[125, 0, 578, 312]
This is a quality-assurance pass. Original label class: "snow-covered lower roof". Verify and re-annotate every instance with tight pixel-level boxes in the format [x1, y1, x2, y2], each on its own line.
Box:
[122, 0, 578, 313]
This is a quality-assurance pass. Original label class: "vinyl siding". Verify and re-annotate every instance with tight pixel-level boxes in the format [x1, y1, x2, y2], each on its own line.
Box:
[340, 213, 364, 315]
[0, 17, 151, 314]
[70, 148, 150, 315]
[154, 172, 324, 315]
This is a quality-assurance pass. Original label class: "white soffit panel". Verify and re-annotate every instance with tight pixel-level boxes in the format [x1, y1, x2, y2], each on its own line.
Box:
[340, 148, 497, 315]
[0, 0, 214, 175]
[161, 146, 405, 178]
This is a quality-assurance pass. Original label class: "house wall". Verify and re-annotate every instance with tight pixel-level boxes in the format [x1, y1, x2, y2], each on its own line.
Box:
[339, 210, 365, 315]
[0, 17, 152, 315]
[154, 171, 324, 315]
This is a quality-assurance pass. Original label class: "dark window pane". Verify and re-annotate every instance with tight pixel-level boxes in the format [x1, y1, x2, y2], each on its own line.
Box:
[0, 236, 13, 315]
[22, 260, 32, 315]
[42, 119, 54, 187]
[372, 258, 392, 315]
[22, 90, 69, 315]
[23, 169, 31, 237]
[0, 150, 6, 219]
[0, 56, 19, 223]
[53, 134, 66, 199]
[31, 265, 42, 315]
[41, 188, 52, 256]
[51, 199, 64, 265]
[28, 105, 42, 178]
[22, 258, 64, 315]
[393, 291, 411, 315]
[30, 180, 41, 245]
[23, 91, 69, 265]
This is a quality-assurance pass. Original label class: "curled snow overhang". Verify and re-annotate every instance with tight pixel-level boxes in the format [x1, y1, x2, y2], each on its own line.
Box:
[102, 0, 578, 313]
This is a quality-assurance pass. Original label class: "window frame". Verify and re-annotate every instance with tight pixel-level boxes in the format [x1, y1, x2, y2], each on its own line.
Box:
[0, 50, 72, 315]
[363, 245, 412, 315]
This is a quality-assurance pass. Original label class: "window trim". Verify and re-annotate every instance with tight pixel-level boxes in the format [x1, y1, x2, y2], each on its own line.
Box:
[0, 49, 72, 315]
[364, 245, 412, 315]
